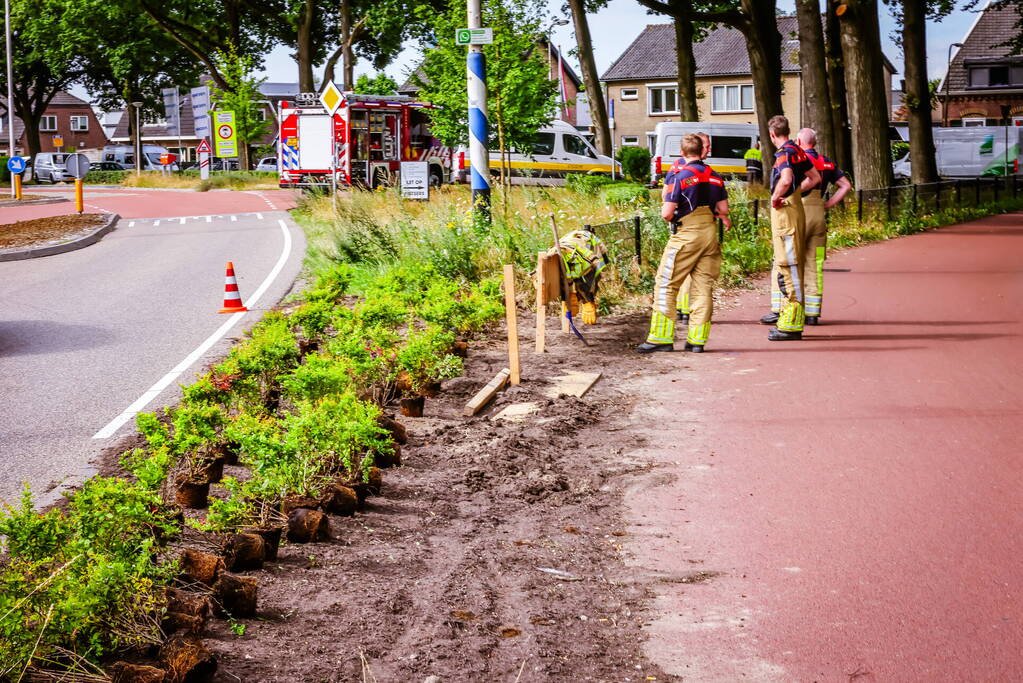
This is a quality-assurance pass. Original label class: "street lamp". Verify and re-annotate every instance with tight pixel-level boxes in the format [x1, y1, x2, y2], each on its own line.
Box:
[5, 0, 16, 197]
[944, 42, 964, 127]
[131, 101, 143, 176]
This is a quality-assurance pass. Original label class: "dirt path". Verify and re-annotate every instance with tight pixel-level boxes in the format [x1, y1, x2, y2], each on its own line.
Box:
[620, 212, 1023, 680]
[204, 315, 677, 682]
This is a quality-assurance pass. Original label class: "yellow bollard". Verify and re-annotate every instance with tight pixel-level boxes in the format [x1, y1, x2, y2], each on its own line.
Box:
[75, 178, 83, 214]
[13, 173, 22, 200]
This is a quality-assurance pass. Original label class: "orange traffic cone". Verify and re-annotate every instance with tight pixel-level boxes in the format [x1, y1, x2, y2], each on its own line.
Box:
[218, 261, 248, 313]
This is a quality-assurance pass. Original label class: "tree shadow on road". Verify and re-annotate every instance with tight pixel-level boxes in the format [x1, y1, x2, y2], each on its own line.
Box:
[0, 320, 116, 356]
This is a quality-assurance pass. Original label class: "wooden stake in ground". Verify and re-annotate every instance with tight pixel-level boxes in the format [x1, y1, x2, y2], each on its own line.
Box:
[535, 251, 546, 354]
[463, 368, 511, 416]
[503, 264, 521, 385]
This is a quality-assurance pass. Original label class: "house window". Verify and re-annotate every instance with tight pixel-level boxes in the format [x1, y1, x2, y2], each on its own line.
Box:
[620, 88, 638, 101]
[70, 115, 89, 132]
[648, 86, 678, 115]
[40, 115, 57, 132]
[711, 84, 754, 113]
[646, 132, 657, 153]
[962, 118, 986, 127]
[621, 135, 639, 146]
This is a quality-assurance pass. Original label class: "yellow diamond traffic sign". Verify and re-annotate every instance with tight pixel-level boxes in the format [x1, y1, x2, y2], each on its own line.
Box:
[320, 80, 343, 116]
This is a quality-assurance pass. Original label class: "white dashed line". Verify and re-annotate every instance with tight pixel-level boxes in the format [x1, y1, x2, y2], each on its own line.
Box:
[179, 217, 186, 224]
[206, 215, 212, 223]
[257, 213, 263, 220]
[92, 218, 295, 439]
[128, 221, 135, 228]
[154, 220, 161, 227]
[230, 215, 237, 222]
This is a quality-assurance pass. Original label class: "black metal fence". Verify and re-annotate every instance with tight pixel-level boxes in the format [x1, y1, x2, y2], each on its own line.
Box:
[583, 175, 1022, 268]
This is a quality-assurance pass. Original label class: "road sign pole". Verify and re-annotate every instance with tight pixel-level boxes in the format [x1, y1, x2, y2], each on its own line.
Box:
[5, 0, 15, 198]
[466, 0, 490, 221]
[331, 120, 338, 213]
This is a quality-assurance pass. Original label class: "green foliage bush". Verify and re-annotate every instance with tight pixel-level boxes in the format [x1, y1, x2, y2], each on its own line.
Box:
[615, 146, 652, 183]
[602, 183, 652, 206]
[891, 141, 910, 163]
[85, 170, 130, 185]
[565, 173, 617, 194]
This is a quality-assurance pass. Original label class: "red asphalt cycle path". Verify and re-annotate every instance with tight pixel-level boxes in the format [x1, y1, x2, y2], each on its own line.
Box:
[0, 186, 299, 221]
[626, 212, 1023, 681]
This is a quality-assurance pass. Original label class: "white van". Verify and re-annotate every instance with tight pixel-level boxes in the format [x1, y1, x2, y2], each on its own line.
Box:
[651, 122, 758, 182]
[453, 119, 618, 182]
[102, 144, 179, 171]
[892, 126, 1023, 179]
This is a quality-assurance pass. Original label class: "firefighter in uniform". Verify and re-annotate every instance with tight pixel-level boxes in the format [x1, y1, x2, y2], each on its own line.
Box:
[795, 127, 852, 324]
[676, 132, 713, 324]
[760, 115, 820, 341]
[638, 134, 731, 354]
[552, 229, 609, 325]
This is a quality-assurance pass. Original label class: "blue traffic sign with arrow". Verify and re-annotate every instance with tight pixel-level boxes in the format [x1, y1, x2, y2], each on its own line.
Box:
[7, 157, 26, 174]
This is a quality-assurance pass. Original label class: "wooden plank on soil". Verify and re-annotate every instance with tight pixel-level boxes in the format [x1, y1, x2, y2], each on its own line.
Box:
[463, 368, 511, 416]
[544, 371, 602, 399]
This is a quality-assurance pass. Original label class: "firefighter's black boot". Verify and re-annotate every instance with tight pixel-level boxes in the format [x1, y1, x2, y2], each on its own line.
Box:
[684, 342, 705, 353]
[636, 342, 674, 354]
[767, 328, 802, 341]
[805, 316, 819, 326]
[760, 311, 779, 325]
[677, 311, 690, 324]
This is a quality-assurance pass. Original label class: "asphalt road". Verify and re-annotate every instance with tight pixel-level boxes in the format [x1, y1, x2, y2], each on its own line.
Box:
[626, 212, 1023, 679]
[0, 207, 306, 507]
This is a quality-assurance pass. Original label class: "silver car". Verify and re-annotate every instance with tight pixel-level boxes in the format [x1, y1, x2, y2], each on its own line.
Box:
[255, 157, 277, 172]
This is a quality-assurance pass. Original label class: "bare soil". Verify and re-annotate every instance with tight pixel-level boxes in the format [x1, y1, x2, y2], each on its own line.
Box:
[193, 312, 683, 682]
[0, 213, 104, 251]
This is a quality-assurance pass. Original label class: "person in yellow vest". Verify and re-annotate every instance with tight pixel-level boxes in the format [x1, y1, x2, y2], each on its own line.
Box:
[638, 134, 731, 354]
[676, 131, 712, 324]
[760, 115, 819, 341]
[794, 127, 852, 324]
[744, 141, 763, 184]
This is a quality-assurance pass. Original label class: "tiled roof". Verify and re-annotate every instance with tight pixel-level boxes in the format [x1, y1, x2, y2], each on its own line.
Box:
[602, 19, 805, 81]
[945, 3, 1022, 91]
[49, 91, 91, 107]
[110, 92, 198, 140]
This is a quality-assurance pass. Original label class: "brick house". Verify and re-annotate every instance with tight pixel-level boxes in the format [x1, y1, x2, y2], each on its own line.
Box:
[601, 19, 895, 151]
[0, 91, 108, 157]
[941, 3, 1023, 127]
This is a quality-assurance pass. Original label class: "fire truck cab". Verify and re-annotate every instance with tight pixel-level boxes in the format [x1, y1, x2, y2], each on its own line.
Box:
[278, 93, 451, 190]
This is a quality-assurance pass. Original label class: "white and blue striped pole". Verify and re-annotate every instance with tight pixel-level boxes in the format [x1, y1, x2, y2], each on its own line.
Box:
[467, 0, 491, 218]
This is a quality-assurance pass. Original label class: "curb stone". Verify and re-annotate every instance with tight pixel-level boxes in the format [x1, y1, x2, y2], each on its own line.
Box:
[0, 196, 70, 207]
[0, 212, 121, 262]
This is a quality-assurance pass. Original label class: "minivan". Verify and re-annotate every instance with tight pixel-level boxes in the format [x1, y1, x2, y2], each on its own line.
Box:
[453, 119, 618, 182]
[650, 122, 759, 182]
[32, 153, 74, 183]
[102, 144, 180, 171]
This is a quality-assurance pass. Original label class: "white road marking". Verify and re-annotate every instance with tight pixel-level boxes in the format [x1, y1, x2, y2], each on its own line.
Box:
[154, 220, 161, 227]
[257, 213, 263, 220]
[206, 215, 212, 223]
[230, 215, 237, 222]
[128, 221, 135, 228]
[179, 217, 186, 225]
[92, 218, 294, 439]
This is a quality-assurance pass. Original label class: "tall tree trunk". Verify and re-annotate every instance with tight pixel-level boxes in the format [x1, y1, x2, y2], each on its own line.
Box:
[297, 0, 316, 92]
[567, 0, 611, 155]
[838, 0, 893, 189]
[825, 6, 852, 172]
[795, 0, 835, 157]
[737, 0, 783, 161]
[902, 0, 938, 184]
[671, 0, 699, 120]
[340, 0, 355, 89]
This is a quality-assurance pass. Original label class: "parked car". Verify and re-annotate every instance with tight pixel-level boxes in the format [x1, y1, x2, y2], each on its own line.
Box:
[101, 144, 180, 171]
[892, 126, 1023, 179]
[255, 157, 277, 172]
[32, 153, 75, 183]
[90, 161, 128, 171]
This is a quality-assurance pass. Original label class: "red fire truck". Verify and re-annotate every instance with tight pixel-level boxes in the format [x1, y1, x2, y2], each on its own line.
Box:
[278, 93, 453, 189]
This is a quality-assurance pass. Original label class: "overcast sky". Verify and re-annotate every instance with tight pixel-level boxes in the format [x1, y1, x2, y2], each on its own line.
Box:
[256, 0, 983, 90]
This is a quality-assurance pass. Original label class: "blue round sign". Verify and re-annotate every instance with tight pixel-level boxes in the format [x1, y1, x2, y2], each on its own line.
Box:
[7, 157, 26, 174]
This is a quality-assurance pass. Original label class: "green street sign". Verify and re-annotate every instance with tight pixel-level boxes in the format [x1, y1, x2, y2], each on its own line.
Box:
[456, 27, 493, 45]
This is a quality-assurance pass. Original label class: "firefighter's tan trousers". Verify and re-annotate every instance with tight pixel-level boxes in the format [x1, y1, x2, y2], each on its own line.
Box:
[677, 276, 692, 315]
[770, 191, 825, 318]
[768, 194, 806, 333]
[647, 208, 721, 346]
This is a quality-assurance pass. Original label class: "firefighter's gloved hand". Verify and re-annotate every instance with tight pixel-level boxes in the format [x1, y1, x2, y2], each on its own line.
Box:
[581, 302, 597, 325]
[567, 291, 579, 317]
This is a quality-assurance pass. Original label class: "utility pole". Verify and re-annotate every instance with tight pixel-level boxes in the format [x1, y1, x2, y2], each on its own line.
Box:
[5, 0, 15, 197]
[466, 0, 490, 219]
